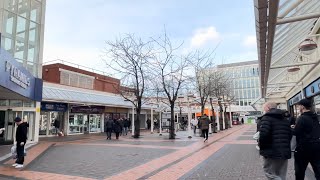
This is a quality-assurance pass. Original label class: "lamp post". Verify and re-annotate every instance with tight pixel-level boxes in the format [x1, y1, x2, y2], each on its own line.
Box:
[159, 107, 162, 136]
[151, 105, 154, 134]
[187, 94, 194, 139]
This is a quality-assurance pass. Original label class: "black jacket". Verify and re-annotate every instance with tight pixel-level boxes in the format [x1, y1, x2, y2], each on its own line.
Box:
[293, 111, 320, 151]
[256, 116, 262, 132]
[123, 119, 129, 127]
[105, 119, 114, 130]
[16, 122, 28, 142]
[259, 109, 292, 159]
[113, 120, 122, 133]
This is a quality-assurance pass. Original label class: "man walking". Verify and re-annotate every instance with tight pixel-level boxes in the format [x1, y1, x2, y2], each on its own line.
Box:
[259, 102, 292, 180]
[123, 118, 129, 136]
[293, 99, 320, 180]
[105, 118, 114, 140]
[12, 117, 28, 169]
[199, 114, 210, 142]
[191, 117, 198, 134]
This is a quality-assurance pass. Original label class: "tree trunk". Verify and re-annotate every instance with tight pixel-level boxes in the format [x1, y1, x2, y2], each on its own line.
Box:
[218, 101, 223, 130]
[201, 103, 205, 116]
[169, 103, 175, 139]
[224, 106, 228, 129]
[134, 108, 141, 138]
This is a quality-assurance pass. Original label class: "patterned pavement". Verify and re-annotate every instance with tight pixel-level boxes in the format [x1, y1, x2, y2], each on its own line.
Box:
[0, 125, 317, 180]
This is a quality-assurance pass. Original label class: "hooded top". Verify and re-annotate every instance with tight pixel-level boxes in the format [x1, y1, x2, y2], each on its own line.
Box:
[293, 111, 320, 149]
[259, 109, 292, 159]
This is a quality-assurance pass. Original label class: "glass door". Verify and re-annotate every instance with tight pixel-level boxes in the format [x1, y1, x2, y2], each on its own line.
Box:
[89, 114, 101, 132]
[6, 111, 22, 142]
[23, 112, 35, 141]
[0, 111, 5, 142]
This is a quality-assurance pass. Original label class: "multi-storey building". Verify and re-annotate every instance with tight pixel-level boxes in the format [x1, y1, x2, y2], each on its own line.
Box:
[215, 60, 260, 107]
[0, 0, 46, 144]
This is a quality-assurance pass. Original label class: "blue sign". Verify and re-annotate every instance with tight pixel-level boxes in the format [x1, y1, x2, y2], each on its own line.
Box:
[41, 102, 68, 112]
[0, 48, 42, 101]
[305, 78, 320, 98]
[289, 92, 302, 106]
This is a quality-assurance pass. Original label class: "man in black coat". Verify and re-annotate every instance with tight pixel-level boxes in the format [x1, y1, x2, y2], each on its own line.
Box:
[12, 117, 28, 169]
[259, 102, 292, 180]
[105, 118, 114, 140]
[293, 99, 320, 180]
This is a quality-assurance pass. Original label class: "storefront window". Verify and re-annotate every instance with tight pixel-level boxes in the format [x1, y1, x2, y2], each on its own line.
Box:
[23, 101, 35, 107]
[89, 114, 101, 132]
[69, 114, 91, 134]
[0, 100, 9, 106]
[9, 100, 23, 107]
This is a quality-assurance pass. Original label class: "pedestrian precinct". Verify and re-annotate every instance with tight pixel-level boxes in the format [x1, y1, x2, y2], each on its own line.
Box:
[105, 118, 114, 140]
[191, 117, 198, 134]
[12, 117, 28, 169]
[259, 102, 292, 180]
[292, 99, 320, 180]
[113, 119, 122, 140]
[199, 114, 210, 142]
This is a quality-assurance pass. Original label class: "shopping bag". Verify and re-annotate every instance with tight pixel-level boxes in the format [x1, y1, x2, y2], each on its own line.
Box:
[11, 145, 27, 159]
[253, 131, 260, 140]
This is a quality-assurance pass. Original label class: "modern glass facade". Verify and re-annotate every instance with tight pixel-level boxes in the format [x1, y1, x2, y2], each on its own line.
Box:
[0, 0, 46, 144]
[1, 0, 45, 77]
[216, 61, 260, 106]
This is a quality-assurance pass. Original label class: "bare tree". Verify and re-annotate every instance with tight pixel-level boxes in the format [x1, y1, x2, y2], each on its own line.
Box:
[104, 34, 154, 138]
[209, 70, 234, 130]
[190, 50, 216, 116]
[151, 32, 191, 139]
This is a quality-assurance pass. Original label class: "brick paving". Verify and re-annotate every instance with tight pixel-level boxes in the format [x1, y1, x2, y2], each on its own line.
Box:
[0, 124, 317, 180]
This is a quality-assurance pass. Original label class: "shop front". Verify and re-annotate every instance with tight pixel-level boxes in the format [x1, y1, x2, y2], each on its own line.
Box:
[0, 48, 42, 144]
[68, 105, 104, 135]
[305, 78, 320, 118]
[39, 102, 68, 136]
[288, 92, 303, 118]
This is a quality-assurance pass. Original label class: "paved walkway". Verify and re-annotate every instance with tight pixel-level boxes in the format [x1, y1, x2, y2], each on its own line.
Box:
[0, 125, 316, 180]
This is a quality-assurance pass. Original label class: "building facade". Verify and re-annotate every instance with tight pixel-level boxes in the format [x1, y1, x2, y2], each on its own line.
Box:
[40, 63, 152, 137]
[215, 60, 260, 107]
[0, 0, 46, 144]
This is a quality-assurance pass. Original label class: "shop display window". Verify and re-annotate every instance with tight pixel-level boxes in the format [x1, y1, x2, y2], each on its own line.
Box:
[314, 95, 320, 116]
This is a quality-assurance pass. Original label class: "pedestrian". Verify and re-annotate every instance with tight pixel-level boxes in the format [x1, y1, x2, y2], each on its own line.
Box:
[119, 118, 124, 136]
[292, 99, 320, 180]
[12, 117, 28, 169]
[105, 118, 114, 140]
[259, 102, 292, 180]
[199, 114, 210, 142]
[123, 118, 129, 136]
[113, 119, 122, 140]
[191, 117, 198, 134]
[241, 118, 244, 124]
[147, 118, 151, 130]
[254, 116, 262, 151]
[53, 118, 60, 136]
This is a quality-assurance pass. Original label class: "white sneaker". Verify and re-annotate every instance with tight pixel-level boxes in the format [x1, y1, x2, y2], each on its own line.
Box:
[12, 163, 18, 167]
[15, 164, 23, 169]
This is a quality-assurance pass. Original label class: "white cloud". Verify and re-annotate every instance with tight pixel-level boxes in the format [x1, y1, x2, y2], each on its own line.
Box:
[243, 35, 257, 47]
[190, 26, 220, 48]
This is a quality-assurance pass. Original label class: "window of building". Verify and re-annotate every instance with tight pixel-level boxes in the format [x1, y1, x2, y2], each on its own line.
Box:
[247, 79, 250, 88]
[244, 101, 248, 106]
[60, 70, 94, 89]
[256, 88, 260, 97]
[240, 101, 243, 106]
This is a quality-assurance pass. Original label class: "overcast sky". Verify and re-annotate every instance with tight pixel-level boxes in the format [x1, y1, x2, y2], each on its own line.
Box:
[43, 0, 257, 72]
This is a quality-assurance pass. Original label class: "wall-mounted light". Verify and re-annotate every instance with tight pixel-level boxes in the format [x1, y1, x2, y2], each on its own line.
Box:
[287, 66, 300, 72]
[299, 39, 318, 55]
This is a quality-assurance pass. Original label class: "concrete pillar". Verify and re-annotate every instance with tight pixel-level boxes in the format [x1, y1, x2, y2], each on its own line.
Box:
[34, 101, 41, 142]
[131, 106, 135, 136]
[151, 107, 154, 133]
[216, 110, 220, 131]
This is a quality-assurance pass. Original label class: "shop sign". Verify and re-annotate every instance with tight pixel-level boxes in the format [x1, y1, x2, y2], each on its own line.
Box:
[289, 92, 302, 106]
[5, 61, 31, 89]
[41, 102, 68, 112]
[70, 106, 104, 114]
[305, 78, 320, 98]
[0, 48, 42, 101]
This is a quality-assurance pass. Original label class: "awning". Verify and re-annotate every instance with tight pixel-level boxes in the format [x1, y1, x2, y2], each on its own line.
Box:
[254, 0, 320, 103]
[43, 83, 150, 109]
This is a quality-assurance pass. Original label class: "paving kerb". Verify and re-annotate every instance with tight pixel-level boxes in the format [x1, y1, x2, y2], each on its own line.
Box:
[105, 125, 248, 180]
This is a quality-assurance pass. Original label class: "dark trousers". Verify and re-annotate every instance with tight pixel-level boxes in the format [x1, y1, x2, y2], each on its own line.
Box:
[15, 142, 25, 165]
[115, 132, 120, 139]
[193, 126, 197, 134]
[295, 148, 320, 180]
[202, 129, 209, 139]
[106, 128, 112, 139]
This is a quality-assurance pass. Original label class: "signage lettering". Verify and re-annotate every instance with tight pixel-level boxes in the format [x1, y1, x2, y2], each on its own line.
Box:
[5, 61, 30, 89]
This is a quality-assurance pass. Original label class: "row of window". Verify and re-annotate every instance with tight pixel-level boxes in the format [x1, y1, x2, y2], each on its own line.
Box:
[222, 67, 259, 78]
[233, 88, 260, 99]
[235, 99, 255, 106]
[1, 0, 43, 77]
[232, 78, 260, 89]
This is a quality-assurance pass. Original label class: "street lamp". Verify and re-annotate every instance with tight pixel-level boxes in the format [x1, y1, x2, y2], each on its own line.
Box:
[187, 94, 195, 139]
[299, 38, 318, 55]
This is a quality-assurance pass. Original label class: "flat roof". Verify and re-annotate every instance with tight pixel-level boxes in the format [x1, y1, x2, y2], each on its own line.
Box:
[216, 60, 258, 68]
